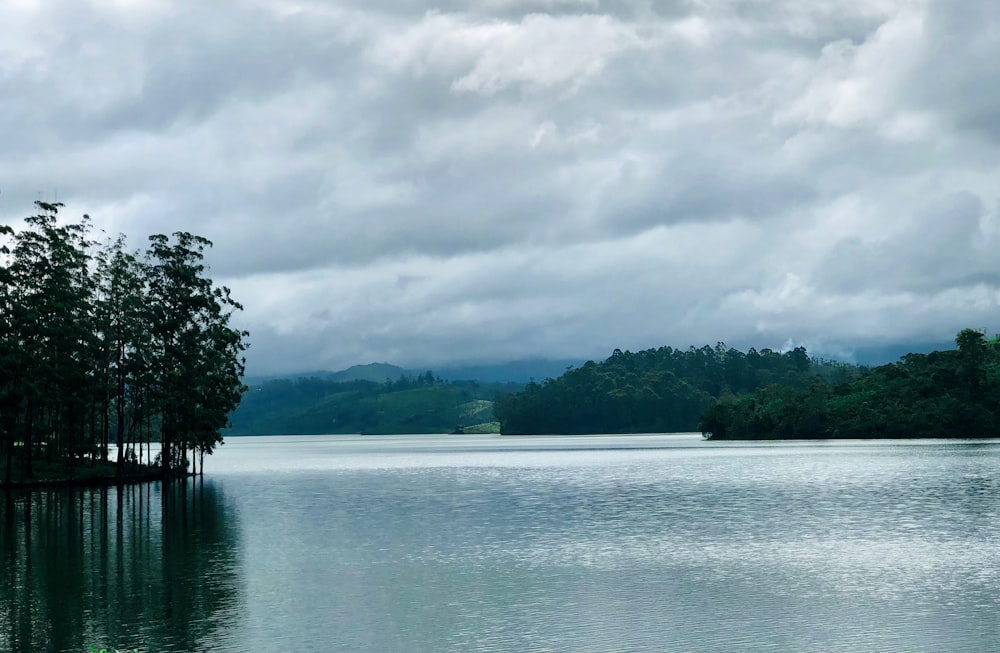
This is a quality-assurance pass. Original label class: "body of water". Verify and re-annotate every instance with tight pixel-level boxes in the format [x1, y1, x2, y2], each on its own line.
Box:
[2, 433, 998, 652]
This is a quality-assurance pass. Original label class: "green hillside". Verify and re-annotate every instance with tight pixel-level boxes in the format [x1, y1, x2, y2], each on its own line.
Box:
[325, 362, 409, 383]
[226, 374, 521, 435]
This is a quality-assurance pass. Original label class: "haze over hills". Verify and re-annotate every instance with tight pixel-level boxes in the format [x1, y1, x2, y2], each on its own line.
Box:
[245, 359, 586, 386]
[231, 359, 583, 436]
[244, 343, 940, 388]
[227, 334, 976, 435]
[849, 341, 954, 366]
[435, 359, 586, 383]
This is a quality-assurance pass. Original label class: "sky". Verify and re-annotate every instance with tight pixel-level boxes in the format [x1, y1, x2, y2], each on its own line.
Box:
[1, 0, 998, 375]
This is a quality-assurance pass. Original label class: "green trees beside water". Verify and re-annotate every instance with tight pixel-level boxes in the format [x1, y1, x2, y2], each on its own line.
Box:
[495, 331, 1000, 439]
[701, 329, 1000, 439]
[493, 344, 859, 434]
[0, 202, 248, 484]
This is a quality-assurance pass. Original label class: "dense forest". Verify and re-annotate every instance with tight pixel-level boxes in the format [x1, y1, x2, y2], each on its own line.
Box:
[0, 202, 248, 484]
[493, 344, 861, 434]
[700, 329, 1000, 439]
[227, 373, 521, 435]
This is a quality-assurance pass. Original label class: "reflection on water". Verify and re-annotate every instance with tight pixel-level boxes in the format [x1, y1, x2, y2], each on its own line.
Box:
[2, 434, 999, 652]
[221, 435, 1000, 653]
[0, 480, 240, 652]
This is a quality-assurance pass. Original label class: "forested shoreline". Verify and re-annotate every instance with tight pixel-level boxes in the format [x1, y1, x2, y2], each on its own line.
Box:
[5, 199, 989, 465]
[700, 329, 1000, 440]
[493, 344, 861, 434]
[0, 202, 248, 486]
[494, 330, 1000, 440]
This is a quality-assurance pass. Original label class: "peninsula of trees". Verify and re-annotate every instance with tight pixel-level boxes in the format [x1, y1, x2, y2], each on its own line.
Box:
[700, 329, 1000, 439]
[494, 344, 859, 434]
[494, 331, 1000, 440]
[0, 202, 248, 486]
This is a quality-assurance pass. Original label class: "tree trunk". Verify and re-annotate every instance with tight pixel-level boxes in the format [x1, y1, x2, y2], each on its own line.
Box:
[23, 404, 33, 478]
[4, 430, 12, 484]
[115, 384, 125, 474]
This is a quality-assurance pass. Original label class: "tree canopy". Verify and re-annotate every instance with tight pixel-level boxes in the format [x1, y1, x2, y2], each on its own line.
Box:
[699, 329, 1000, 440]
[0, 201, 248, 483]
[493, 344, 860, 434]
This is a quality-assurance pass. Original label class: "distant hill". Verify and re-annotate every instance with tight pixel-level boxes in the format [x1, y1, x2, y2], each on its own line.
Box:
[233, 362, 554, 436]
[324, 362, 409, 383]
[226, 375, 523, 436]
[243, 363, 408, 386]
[245, 359, 583, 387]
[231, 343, 969, 437]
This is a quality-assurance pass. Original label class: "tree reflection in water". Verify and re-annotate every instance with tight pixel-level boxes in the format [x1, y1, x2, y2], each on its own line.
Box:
[0, 480, 241, 652]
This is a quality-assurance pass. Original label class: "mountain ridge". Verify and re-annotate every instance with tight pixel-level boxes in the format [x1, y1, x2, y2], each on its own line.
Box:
[245, 358, 585, 386]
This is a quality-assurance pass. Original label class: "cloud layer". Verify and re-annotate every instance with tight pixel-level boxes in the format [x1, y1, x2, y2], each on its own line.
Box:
[2, 0, 998, 374]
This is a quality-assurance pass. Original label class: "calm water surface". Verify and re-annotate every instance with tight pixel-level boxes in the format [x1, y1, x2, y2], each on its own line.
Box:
[2, 434, 999, 652]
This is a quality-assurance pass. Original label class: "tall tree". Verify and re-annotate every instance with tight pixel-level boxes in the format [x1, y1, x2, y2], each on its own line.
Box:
[145, 232, 247, 474]
[7, 202, 96, 475]
[0, 225, 19, 483]
[95, 236, 151, 474]
[0, 202, 248, 482]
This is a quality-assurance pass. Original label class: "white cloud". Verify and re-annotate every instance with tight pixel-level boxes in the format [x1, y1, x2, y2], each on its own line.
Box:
[372, 12, 641, 95]
[775, 6, 926, 129]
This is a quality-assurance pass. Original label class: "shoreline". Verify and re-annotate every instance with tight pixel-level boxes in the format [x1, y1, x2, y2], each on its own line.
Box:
[0, 460, 193, 491]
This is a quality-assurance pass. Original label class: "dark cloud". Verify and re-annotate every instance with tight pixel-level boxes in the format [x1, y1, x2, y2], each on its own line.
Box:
[817, 192, 998, 295]
[912, 2, 1000, 143]
[2, 0, 998, 374]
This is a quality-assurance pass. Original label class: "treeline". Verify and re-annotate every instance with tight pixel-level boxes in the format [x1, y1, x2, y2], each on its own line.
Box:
[227, 374, 521, 435]
[0, 202, 248, 483]
[493, 344, 861, 434]
[700, 329, 1000, 439]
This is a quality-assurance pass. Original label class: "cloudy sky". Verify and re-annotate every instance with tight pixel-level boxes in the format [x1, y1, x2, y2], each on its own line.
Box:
[2, 0, 998, 375]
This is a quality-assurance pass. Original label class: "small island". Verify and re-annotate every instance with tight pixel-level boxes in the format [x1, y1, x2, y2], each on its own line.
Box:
[0, 202, 248, 488]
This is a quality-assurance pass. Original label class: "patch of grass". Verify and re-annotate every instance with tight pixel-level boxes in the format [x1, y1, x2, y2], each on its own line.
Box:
[462, 421, 501, 434]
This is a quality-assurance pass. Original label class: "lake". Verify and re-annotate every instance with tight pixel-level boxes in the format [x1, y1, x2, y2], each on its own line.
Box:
[2, 433, 998, 652]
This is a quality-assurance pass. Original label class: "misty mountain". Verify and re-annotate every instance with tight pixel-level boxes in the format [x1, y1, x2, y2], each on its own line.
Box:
[243, 362, 408, 386]
[245, 359, 584, 386]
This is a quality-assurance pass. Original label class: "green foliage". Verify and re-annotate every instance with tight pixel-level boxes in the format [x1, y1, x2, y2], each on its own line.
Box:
[493, 344, 857, 434]
[701, 330, 1000, 439]
[145, 231, 248, 472]
[0, 202, 248, 483]
[227, 376, 521, 435]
